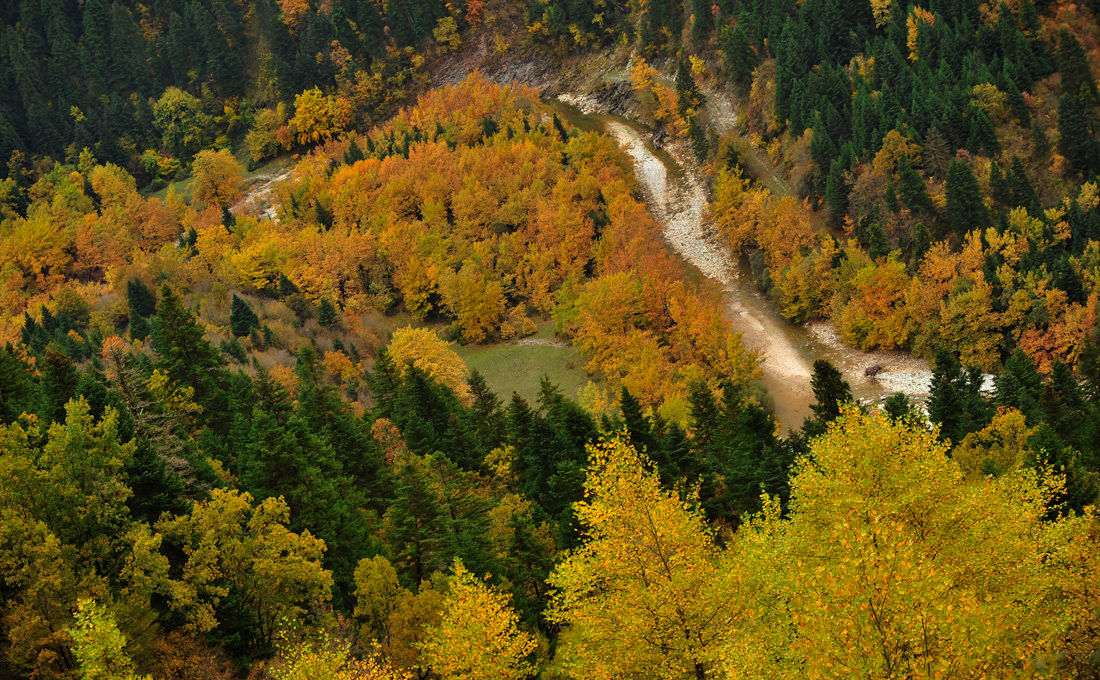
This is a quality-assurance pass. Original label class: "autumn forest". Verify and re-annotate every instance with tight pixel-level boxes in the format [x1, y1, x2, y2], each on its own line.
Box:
[1, 0, 1100, 678]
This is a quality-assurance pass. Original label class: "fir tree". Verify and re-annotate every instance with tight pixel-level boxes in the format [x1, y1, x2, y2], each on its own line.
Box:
[721, 21, 758, 92]
[150, 284, 225, 407]
[126, 279, 156, 319]
[927, 349, 990, 443]
[230, 294, 259, 337]
[944, 159, 988, 235]
[809, 359, 851, 424]
[995, 349, 1043, 424]
[1057, 89, 1100, 177]
[318, 298, 338, 327]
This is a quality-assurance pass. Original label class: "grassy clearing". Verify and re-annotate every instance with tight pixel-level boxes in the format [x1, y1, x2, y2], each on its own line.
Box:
[454, 327, 589, 405]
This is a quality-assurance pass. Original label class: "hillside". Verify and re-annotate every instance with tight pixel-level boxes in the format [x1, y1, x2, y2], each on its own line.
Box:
[1, 0, 1100, 678]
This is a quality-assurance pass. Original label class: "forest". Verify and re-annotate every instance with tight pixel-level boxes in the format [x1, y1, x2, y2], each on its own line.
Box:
[1, 0, 1100, 678]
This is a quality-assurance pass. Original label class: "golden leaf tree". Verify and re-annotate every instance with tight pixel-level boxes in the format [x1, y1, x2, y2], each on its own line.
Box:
[386, 327, 472, 403]
[548, 434, 737, 680]
[724, 407, 1095, 680]
[421, 561, 537, 680]
[189, 148, 243, 210]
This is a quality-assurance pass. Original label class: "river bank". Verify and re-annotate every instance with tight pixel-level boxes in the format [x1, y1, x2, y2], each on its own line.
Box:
[554, 93, 933, 430]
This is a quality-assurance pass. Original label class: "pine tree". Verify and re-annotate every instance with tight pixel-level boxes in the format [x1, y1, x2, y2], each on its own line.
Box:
[721, 21, 758, 92]
[995, 349, 1043, 424]
[0, 345, 36, 423]
[689, 116, 709, 161]
[1056, 29, 1098, 107]
[691, 0, 713, 44]
[1008, 156, 1039, 211]
[318, 298, 338, 327]
[809, 359, 851, 423]
[619, 387, 657, 456]
[150, 284, 225, 407]
[944, 159, 988, 235]
[927, 349, 990, 443]
[675, 59, 703, 120]
[126, 279, 156, 318]
[129, 313, 150, 342]
[896, 155, 932, 214]
[1057, 89, 1100, 177]
[230, 294, 259, 337]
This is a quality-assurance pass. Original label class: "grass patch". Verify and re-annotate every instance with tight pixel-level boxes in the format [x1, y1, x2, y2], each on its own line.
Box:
[455, 333, 589, 405]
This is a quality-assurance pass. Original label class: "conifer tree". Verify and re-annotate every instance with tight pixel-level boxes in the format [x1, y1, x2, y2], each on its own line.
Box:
[230, 294, 259, 337]
[1057, 89, 1100, 177]
[927, 349, 990, 443]
[1056, 29, 1098, 107]
[126, 279, 156, 318]
[619, 387, 657, 456]
[721, 22, 758, 92]
[150, 284, 225, 406]
[809, 359, 851, 423]
[944, 159, 988, 235]
[318, 298, 338, 327]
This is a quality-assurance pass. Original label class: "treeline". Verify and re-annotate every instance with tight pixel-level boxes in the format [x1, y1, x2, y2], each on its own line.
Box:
[0, 0, 460, 183]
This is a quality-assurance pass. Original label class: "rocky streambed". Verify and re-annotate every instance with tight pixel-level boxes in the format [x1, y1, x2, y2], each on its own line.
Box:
[555, 94, 933, 430]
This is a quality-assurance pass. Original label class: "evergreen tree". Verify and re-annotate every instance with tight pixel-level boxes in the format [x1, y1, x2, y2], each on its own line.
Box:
[40, 348, 78, 423]
[721, 22, 758, 92]
[385, 453, 451, 585]
[0, 344, 36, 423]
[619, 387, 657, 457]
[809, 359, 851, 424]
[318, 298, 338, 327]
[468, 370, 504, 448]
[1057, 89, 1100, 177]
[230, 294, 259, 337]
[927, 349, 990, 443]
[150, 284, 226, 408]
[691, 0, 713, 44]
[126, 279, 156, 318]
[995, 349, 1043, 424]
[1056, 29, 1098, 107]
[1008, 156, 1039, 211]
[675, 59, 703, 120]
[944, 159, 988, 235]
[124, 441, 187, 524]
[129, 313, 150, 343]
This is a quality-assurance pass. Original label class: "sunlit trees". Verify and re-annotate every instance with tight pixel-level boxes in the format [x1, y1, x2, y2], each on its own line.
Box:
[156, 489, 333, 648]
[549, 434, 735, 679]
[386, 327, 472, 403]
[153, 87, 213, 159]
[422, 561, 537, 680]
[190, 149, 242, 210]
[725, 407, 1096, 679]
[69, 599, 151, 680]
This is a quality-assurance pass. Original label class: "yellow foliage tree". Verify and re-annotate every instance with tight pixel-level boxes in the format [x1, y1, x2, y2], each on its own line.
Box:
[421, 561, 537, 680]
[724, 407, 1092, 679]
[156, 489, 333, 645]
[190, 149, 242, 210]
[289, 87, 338, 146]
[386, 327, 472, 403]
[549, 434, 735, 679]
[68, 599, 152, 680]
[906, 7, 935, 62]
[953, 406, 1035, 478]
[268, 633, 408, 680]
